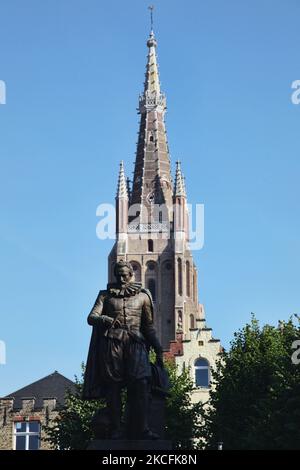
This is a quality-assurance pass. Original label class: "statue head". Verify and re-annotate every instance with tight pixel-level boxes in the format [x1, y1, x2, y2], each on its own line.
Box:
[114, 260, 134, 286]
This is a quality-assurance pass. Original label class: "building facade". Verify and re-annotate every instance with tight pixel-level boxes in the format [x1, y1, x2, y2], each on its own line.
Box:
[0, 371, 75, 450]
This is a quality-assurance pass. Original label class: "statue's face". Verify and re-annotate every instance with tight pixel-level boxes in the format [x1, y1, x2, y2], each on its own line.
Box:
[115, 266, 132, 285]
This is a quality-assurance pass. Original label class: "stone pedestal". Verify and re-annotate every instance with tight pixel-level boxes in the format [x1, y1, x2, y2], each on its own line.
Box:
[87, 439, 172, 450]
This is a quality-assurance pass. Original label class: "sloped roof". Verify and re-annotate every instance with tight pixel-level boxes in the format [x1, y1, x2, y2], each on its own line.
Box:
[4, 371, 76, 410]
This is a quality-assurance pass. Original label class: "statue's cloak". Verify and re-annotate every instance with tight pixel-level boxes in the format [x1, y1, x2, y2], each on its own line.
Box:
[82, 322, 107, 399]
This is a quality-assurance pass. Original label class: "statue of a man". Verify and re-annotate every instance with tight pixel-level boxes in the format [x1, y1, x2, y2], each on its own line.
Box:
[83, 260, 164, 440]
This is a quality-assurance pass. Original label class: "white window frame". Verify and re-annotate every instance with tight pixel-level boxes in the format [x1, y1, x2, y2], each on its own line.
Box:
[13, 421, 41, 450]
[194, 359, 210, 388]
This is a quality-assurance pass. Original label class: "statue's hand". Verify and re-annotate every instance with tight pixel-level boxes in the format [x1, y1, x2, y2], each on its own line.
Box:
[100, 315, 114, 328]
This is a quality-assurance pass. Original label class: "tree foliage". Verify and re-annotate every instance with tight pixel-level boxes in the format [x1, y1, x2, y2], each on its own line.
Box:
[199, 316, 300, 449]
[164, 359, 204, 449]
[44, 364, 105, 450]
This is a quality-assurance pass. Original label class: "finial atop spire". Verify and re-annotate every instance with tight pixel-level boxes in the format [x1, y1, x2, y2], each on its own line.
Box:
[116, 160, 128, 199]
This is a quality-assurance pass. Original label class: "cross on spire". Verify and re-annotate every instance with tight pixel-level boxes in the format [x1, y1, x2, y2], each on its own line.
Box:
[148, 5, 154, 31]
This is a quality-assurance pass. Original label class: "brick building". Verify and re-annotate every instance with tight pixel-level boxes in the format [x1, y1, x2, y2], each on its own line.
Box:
[0, 371, 75, 450]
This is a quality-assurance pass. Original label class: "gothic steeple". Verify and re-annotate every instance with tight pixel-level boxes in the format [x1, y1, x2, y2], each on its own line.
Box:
[173, 160, 189, 239]
[130, 30, 173, 224]
[116, 160, 128, 199]
[116, 161, 128, 239]
[174, 161, 186, 198]
[108, 17, 221, 376]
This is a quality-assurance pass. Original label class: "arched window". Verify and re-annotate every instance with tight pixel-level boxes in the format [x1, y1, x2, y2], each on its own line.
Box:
[148, 239, 154, 252]
[130, 261, 141, 282]
[145, 261, 157, 302]
[194, 358, 210, 388]
[193, 271, 196, 302]
[190, 314, 195, 329]
[177, 258, 182, 296]
[177, 310, 183, 331]
[186, 260, 190, 297]
[110, 263, 116, 282]
[146, 261, 156, 271]
[147, 278, 156, 302]
[163, 260, 172, 271]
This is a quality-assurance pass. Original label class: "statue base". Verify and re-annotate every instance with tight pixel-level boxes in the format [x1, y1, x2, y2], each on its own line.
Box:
[87, 439, 172, 450]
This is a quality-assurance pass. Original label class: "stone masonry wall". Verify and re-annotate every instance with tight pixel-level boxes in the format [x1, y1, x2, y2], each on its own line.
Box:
[0, 397, 59, 450]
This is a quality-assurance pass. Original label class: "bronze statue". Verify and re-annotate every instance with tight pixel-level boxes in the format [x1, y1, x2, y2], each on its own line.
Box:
[83, 260, 164, 440]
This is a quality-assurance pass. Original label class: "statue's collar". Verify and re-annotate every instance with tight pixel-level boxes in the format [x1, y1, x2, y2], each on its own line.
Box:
[107, 282, 142, 298]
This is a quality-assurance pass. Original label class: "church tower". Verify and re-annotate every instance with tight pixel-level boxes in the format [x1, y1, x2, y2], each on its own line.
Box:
[108, 28, 204, 351]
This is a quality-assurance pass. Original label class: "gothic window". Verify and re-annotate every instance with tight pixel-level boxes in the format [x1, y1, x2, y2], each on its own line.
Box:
[177, 258, 182, 296]
[14, 421, 40, 450]
[177, 310, 183, 331]
[193, 271, 196, 302]
[147, 192, 155, 204]
[163, 260, 172, 271]
[186, 260, 190, 297]
[190, 314, 195, 329]
[148, 239, 154, 252]
[111, 263, 116, 282]
[148, 262, 156, 272]
[147, 278, 156, 302]
[145, 261, 157, 301]
[130, 261, 141, 282]
[194, 358, 210, 388]
[159, 211, 162, 223]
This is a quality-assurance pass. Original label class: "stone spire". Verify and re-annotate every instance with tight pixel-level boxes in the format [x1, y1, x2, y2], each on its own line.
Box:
[130, 30, 173, 224]
[116, 161, 128, 239]
[174, 161, 186, 197]
[116, 161, 128, 199]
[182, 175, 187, 197]
[144, 30, 161, 96]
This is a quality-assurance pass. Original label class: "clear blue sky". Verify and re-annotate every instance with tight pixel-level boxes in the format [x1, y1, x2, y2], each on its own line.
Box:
[0, 0, 299, 395]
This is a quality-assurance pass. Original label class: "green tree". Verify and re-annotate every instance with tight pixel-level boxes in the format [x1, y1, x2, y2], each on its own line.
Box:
[199, 315, 300, 449]
[44, 364, 105, 450]
[164, 359, 204, 449]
